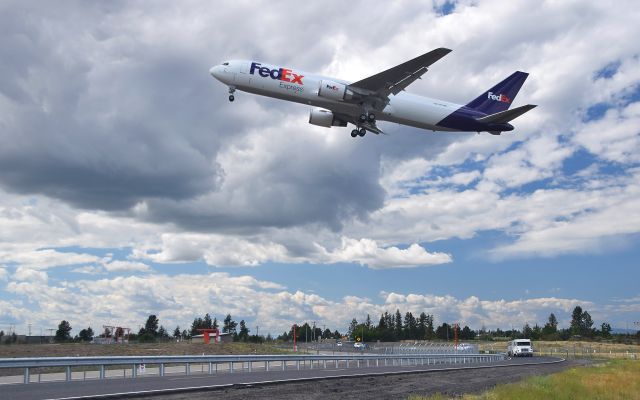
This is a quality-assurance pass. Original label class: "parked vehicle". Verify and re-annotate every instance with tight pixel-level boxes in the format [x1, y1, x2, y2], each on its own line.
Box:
[507, 339, 533, 357]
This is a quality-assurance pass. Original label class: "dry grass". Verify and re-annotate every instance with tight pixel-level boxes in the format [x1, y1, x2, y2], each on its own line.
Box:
[409, 360, 640, 400]
[0, 341, 290, 358]
[0, 341, 292, 377]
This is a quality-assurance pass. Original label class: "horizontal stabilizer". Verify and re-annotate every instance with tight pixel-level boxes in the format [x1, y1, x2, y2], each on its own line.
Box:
[476, 104, 537, 124]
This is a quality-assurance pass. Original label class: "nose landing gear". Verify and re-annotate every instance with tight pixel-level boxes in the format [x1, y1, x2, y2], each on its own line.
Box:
[228, 87, 236, 102]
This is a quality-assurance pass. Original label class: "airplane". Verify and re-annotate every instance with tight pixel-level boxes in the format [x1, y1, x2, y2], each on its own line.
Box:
[209, 48, 536, 137]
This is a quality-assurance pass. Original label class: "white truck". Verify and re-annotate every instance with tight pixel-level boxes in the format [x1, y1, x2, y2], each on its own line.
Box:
[507, 339, 534, 357]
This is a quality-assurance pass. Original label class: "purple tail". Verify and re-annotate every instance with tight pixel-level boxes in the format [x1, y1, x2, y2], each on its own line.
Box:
[465, 71, 529, 115]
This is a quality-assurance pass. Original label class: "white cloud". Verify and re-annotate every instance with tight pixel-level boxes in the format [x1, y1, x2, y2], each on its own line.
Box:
[320, 237, 452, 268]
[0, 265, 7, 280]
[72, 266, 105, 275]
[1, 270, 600, 334]
[0, 249, 99, 270]
[13, 266, 48, 284]
[573, 101, 640, 164]
[102, 260, 151, 273]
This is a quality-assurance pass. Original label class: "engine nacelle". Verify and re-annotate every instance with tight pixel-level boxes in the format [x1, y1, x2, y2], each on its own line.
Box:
[317, 80, 354, 101]
[308, 108, 347, 128]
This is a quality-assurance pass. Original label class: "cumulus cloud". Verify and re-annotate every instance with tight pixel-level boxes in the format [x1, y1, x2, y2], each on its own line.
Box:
[320, 237, 452, 268]
[102, 260, 151, 273]
[0, 249, 99, 270]
[13, 266, 48, 284]
[1, 270, 605, 334]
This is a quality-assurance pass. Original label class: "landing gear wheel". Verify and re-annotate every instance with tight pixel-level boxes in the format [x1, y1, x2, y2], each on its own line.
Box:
[229, 94, 235, 102]
[350, 129, 359, 138]
[358, 127, 367, 137]
[359, 113, 367, 123]
[368, 113, 376, 122]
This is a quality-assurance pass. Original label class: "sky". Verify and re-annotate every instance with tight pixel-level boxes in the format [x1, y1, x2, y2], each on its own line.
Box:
[1, 0, 639, 337]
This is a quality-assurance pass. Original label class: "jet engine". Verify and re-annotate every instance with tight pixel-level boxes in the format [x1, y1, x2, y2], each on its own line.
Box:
[317, 80, 354, 101]
[308, 108, 347, 128]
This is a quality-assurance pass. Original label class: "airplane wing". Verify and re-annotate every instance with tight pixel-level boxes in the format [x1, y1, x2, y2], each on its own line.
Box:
[349, 48, 452, 97]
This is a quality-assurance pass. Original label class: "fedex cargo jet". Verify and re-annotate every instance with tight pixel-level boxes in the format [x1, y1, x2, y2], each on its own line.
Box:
[209, 48, 536, 137]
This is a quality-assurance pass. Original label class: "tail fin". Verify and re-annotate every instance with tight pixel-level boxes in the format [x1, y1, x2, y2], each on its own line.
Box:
[466, 71, 529, 115]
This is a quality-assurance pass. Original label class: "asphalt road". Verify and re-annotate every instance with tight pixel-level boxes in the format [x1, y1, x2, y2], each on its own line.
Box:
[3, 357, 570, 400]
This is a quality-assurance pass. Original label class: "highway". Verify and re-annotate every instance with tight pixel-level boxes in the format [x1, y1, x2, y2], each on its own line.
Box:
[3, 356, 564, 400]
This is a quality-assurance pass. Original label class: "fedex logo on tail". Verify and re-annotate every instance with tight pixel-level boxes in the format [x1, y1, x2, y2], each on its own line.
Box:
[487, 91, 511, 103]
[250, 62, 304, 85]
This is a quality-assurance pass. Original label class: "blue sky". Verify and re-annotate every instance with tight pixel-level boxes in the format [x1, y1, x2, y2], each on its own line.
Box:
[1, 0, 639, 336]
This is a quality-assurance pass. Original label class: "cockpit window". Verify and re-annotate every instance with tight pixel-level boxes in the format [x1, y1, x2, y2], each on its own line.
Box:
[222, 62, 229, 66]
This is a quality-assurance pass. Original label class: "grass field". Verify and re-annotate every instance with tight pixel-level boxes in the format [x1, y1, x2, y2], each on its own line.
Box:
[409, 360, 640, 400]
[0, 341, 293, 377]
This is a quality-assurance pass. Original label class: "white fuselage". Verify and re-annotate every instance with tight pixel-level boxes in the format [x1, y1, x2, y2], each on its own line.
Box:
[210, 60, 462, 132]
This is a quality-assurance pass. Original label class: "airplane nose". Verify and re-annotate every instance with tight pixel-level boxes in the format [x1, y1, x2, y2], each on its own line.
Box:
[209, 66, 218, 78]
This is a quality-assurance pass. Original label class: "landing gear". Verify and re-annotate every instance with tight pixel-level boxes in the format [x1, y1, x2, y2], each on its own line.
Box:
[351, 127, 367, 137]
[229, 94, 235, 102]
[228, 86, 236, 102]
[368, 113, 376, 123]
[359, 113, 367, 123]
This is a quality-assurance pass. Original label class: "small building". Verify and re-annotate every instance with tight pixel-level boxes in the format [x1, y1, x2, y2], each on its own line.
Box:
[191, 332, 234, 344]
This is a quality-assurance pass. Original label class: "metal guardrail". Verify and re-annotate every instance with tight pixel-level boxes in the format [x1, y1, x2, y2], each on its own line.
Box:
[0, 353, 504, 384]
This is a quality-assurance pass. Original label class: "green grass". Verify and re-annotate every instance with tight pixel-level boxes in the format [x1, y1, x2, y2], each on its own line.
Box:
[409, 360, 640, 400]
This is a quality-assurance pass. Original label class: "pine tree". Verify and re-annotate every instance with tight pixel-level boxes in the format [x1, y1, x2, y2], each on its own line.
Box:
[581, 311, 594, 337]
[238, 320, 250, 342]
[223, 314, 237, 334]
[417, 312, 428, 339]
[394, 309, 403, 339]
[426, 314, 435, 340]
[173, 326, 181, 338]
[347, 318, 358, 340]
[190, 317, 204, 336]
[203, 313, 213, 329]
[542, 313, 558, 337]
[144, 315, 159, 336]
[600, 322, 612, 338]
[570, 306, 583, 336]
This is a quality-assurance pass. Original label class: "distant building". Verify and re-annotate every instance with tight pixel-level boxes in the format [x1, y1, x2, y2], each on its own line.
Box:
[191, 332, 234, 344]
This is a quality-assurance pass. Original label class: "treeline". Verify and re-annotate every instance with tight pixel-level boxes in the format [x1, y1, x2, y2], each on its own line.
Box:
[480, 306, 616, 341]
[342, 310, 476, 342]
[8, 304, 638, 345]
